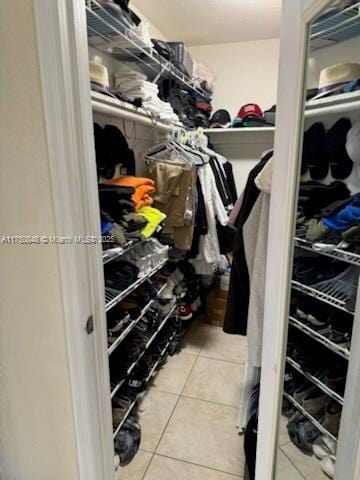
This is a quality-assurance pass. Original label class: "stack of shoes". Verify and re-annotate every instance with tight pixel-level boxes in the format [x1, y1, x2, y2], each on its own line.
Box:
[284, 366, 343, 459]
[104, 259, 139, 292]
[107, 310, 131, 344]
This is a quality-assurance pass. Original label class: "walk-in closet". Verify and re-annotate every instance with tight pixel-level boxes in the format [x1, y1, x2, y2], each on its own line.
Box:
[2, 1, 360, 480]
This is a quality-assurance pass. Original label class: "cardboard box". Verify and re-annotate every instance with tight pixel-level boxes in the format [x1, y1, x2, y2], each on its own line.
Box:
[205, 288, 227, 327]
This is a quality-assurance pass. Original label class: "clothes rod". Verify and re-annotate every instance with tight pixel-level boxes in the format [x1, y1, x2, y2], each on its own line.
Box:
[92, 100, 174, 132]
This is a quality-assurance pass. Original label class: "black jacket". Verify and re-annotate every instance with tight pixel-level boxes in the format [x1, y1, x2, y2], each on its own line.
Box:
[223, 151, 272, 335]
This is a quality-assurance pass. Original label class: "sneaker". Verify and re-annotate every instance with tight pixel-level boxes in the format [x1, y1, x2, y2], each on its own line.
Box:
[321, 455, 336, 479]
[158, 279, 176, 300]
[294, 382, 318, 404]
[178, 304, 193, 321]
[313, 435, 337, 460]
[107, 313, 131, 343]
[306, 314, 331, 335]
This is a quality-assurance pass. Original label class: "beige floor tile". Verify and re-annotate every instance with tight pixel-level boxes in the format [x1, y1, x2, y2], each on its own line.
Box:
[278, 415, 291, 447]
[200, 328, 247, 364]
[140, 389, 179, 453]
[183, 356, 244, 407]
[115, 450, 153, 480]
[281, 442, 328, 480]
[275, 450, 304, 480]
[144, 454, 243, 480]
[157, 397, 246, 476]
[181, 335, 206, 355]
[186, 316, 211, 338]
[150, 352, 197, 394]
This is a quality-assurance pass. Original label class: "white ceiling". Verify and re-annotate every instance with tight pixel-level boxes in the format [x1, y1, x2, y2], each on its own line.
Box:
[132, 0, 282, 46]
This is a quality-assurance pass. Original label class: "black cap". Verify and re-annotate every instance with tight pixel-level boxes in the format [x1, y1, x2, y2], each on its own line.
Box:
[210, 109, 231, 128]
[302, 122, 328, 179]
[324, 118, 353, 179]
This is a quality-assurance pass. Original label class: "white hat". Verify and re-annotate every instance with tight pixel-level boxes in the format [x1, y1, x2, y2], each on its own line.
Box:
[89, 55, 115, 97]
[346, 121, 360, 165]
[313, 63, 360, 100]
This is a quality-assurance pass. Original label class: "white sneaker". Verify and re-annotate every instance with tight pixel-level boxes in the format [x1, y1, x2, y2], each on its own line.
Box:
[321, 455, 335, 479]
[313, 435, 337, 460]
[158, 279, 176, 300]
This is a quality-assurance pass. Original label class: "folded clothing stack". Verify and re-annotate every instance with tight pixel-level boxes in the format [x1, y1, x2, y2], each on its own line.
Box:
[99, 183, 151, 247]
[113, 66, 179, 124]
[107, 175, 155, 211]
[158, 78, 212, 128]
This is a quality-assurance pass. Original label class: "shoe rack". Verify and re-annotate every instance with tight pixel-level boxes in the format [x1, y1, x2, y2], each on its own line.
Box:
[281, 92, 360, 472]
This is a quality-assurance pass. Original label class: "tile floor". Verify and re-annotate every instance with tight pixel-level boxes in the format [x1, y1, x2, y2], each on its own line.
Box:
[116, 317, 327, 480]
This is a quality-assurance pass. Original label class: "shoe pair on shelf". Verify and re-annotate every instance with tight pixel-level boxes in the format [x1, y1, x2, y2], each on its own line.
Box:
[293, 298, 353, 349]
[123, 239, 169, 275]
[293, 255, 349, 286]
[104, 259, 139, 291]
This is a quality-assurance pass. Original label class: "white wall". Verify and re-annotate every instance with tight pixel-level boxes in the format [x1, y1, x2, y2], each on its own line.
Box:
[0, 1, 80, 479]
[131, 4, 168, 41]
[189, 38, 280, 117]
[308, 36, 360, 89]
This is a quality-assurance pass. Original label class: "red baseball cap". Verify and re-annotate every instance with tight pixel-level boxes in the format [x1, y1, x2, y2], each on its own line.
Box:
[237, 103, 263, 119]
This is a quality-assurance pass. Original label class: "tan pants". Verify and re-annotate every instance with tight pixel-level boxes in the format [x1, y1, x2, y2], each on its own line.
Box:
[147, 160, 196, 250]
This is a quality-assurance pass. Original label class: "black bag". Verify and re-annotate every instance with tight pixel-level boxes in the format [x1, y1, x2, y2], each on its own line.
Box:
[152, 39, 173, 61]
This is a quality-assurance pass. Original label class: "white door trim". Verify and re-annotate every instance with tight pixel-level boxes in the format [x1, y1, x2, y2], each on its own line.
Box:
[33, 1, 113, 479]
[255, 1, 334, 479]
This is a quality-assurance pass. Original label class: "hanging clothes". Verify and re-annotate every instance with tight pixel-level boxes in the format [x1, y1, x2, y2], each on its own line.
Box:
[146, 159, 196, 251]
[187, 177, 208, 258]
[223, 161, 238, 204]
[223, 150, 273, 335]
[243, 158, 273, 366]
[191, 163, 229, 275]
[209, 156, 233, 209]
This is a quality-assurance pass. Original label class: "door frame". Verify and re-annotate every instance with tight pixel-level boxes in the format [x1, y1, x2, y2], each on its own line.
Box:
[33, 1, 113, 479]
[255, 0, 360, 479]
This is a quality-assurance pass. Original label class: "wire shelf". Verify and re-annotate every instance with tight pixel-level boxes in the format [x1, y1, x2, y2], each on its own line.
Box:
[107, 281, 168, 356]
[289, 316, 350, 360]
[286, 356, 344, 405]
[310, 2, 360, 50]
[112, 332, 175, 439]
[110, 304, 177, 399]
[86, 0, 208, 97]
[105, 258, 167, 312]
[102, 239, 140, 265]
[283, 392, 337, 442]
[295, 236, 360, 267]
[291, 271, 356, 314]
